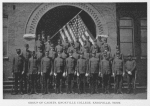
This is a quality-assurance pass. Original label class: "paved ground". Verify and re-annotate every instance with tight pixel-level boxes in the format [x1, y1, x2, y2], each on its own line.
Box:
[3, 88, 147, 99]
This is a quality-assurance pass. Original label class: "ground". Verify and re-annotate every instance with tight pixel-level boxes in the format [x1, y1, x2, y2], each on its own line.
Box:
[3, 88, 147, 99]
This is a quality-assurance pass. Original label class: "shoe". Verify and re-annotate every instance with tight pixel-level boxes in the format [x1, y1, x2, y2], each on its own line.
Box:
[35, 92, 39, 95]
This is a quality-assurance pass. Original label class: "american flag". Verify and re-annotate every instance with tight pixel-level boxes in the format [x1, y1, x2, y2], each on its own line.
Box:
[59, 14, 94, 46]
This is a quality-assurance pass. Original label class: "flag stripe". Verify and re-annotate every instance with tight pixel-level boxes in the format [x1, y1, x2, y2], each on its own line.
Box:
[85, 31, 94, 44]
[60, 30, 65, 41]
[63, 27, 72, 42]
[66, 24, 76, 42]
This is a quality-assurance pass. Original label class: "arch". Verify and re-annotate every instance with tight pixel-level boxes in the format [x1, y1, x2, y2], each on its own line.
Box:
[25, 3, 108, 36]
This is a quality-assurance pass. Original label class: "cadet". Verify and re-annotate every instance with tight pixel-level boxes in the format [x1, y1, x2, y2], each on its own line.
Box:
[112, 50, 125, 94]
[35, 34, 44, 52]
[113, 45, 124, 60]
[54, 51, 65, 94]
[41, 51, 53, 94]
[62, 37, 70, 52]
[12, 49, 24, 95]
[96, 36, 103, 51]
[27, 51, 38, 94]
[125, 54, 137, 94]
[77, 52, 88, 94]
[22, 44, 31, 93]
[55, 39, 63, 53]
[74, 37, 81, 53]
[85, 36, 92, 52]
[49, 44, 57, 61]
[66, 50, 76, 94]
[80, 40, 86, 53]
[45, 37, 51, 52]
[88, 51, 100, 94]
[67, 41, 75, 53]
[90, 39, 99, 53]
[95, 47, 102, 61]
[101, 38, 111, 52]
[100, 52, 112, 94]
[36, 48, 44, 91]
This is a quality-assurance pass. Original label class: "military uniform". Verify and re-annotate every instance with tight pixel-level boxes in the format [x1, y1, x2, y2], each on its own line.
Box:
[62, 40, 70, 52]
[96, 37, 103, 52]
[22, 48, 31, 93]
[74, 40, 81, 53]
[67, 45, 74, 53]
[12, 49, 24, 94]
[90, 43, 99, 53]
[41, 55, 53, 94]
[77, 54, 87, 94]
[54, 54, 65, 93]
[125, 56, 136, 94]
[49, 49, 57, 61]
[66, 53, 76, 93]
[45, 41, 51, 52]
[28, 55, 39, 94]
[100, 56, 112, 93]
[85, 39, 92, 52]
[88, 52, 100, 93]
[101, 43, 111, 53]
[112, 56, 124, 93]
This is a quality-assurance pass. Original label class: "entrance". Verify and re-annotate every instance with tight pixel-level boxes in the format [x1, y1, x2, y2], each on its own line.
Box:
[36, 5, 96, 45]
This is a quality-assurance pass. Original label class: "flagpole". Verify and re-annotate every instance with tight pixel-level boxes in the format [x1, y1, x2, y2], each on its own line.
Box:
[50, 10, 83, 40]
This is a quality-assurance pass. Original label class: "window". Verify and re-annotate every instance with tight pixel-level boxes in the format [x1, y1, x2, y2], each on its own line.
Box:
[140, 18, 147, 56]
[3, 4, 8, 57]
[119, 17, 134, 56]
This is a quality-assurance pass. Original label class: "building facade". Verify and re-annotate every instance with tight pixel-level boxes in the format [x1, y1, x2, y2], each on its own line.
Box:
[3, 3, 147, 86]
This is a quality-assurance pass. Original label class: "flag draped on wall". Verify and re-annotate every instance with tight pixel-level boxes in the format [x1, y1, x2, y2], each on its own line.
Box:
[57, 11, 95, 46]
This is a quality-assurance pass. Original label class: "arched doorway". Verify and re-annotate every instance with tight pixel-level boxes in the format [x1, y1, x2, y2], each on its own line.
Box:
[36, 5, 96, 45]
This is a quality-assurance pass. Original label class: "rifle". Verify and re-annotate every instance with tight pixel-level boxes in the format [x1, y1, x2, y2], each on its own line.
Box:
[133, 71, 137, 94]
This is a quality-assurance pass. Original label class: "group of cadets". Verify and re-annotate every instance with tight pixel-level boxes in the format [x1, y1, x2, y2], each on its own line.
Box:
[12, 34, 137, 95]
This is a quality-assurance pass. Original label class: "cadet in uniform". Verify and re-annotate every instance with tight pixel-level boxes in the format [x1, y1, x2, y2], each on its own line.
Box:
[80, 40, 86, 53]
[113, 45, 124, 60]
[74, 37, 81, 53]
[12, 49, 24, 95]
[125, 54, 136, 94]
[41, 51, 53, 94]
[62, 37, 70, 52]
[27, 51, 38, 94]
[88, 51, 100, 94]
[66, 50, 76, 94]
[100, 52, 112, 94]
[112, 50, 125, 94]
[54, 51, 65, 94]
[22, 44, 31, 93]
[35, 34, 44, 52]
[96, 36, 103, 51]
[49, 44, 57, 61]
[45, 37, 51, 52]
[67, 41, 75, 53]
[77, 52, 88, 94]
[101, 38, 111, 52]
[90, 39, 99, 53]
[85, 36, 92, 52]
[55, 39, 63, 53]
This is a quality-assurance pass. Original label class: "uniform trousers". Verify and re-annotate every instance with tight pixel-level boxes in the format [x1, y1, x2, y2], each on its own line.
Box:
[115, 75, 123, 92]
[90, 73, 98, 93]
[103, 74, 111, 91]
[28, 73, 38, 93]
[56, 72, 63, 89]
[78, 74, 86, 92]
[127, 73, 135, 91]
[41, 73, 50, 93]
[66, 74, 74, 92]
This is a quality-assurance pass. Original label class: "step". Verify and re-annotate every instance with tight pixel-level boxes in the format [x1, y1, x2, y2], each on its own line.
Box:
[3, 81, 15, 85]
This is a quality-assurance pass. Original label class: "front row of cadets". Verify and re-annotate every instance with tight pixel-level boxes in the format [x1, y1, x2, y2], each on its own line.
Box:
[12, 45, 137, 95]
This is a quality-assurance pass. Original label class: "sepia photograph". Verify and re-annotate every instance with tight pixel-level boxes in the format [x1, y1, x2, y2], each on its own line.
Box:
[2, 2, 147, 102]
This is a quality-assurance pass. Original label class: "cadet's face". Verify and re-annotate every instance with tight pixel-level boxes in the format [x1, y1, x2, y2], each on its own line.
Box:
[45, 52, 49, 56]
[69, 53, 72, 56]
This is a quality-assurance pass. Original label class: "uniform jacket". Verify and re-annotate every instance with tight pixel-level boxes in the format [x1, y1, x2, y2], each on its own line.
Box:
[100, 58, 111, 75]
[112, 57, 124, 75]
[85, 40, 92, 50]
[12, 54, 24, 73]
[61, 52, 68, 59]
[74, 41, 81, 51]
[96, 40, 103, 51]
[90, 44, 99, 53]
[41, 56, 53, 73]
[88, 57, 100, 74]
[62, 41, 70, 51]
[96, 53, 102, 60]
[102, 51, 112, 61]
[28, 56, 38, 74]
[83, 52, 90, 60]
[77, 58, 87, 74]
[22, 50, 31, 72]
[49, 50, 57, 61]
[80, 46, 86, 53]
[54, 56, 65, 73]
[67, 46, 74, 53]
[101, 43, 111, 52]
[45, 42, 51, 52]
[55, 45, 63, 52]
[125, 60, 136, 72]
[66, 56, 76, 74]
[35, 40, 44, 52]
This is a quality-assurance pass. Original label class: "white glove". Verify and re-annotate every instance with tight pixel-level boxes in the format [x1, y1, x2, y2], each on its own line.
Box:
[77, 72, 79, 76]
[74, 71, 77, 75]
[128, 71, 132, 75]
[85, 73, 88, 77]
[22, 71, 24, 74]
[112, 73, 115, 77]
[54, 73, 57, 76]
[41, 72, 43, 76]
[63, 72, 66, 77]
[98, 72, 101, 76]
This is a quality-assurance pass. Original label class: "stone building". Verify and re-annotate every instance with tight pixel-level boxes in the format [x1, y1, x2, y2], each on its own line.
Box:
[3, 3, 147, 86]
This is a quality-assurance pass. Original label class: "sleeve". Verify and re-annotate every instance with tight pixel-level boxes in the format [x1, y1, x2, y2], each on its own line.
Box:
[41, 58, 43, 72]
[77, 60, 79, 73]
[112, 60, 115, 74]
[99, 60, 101, 73]
[65, 59, 68, 73]
[123, 60, 125, 73]
[88, 60, 91, 74]
[100, 61, 103, 73]
[28, 60, 30, 73]
[53, 59, 56, 73]
[131, 60, 136, 72]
